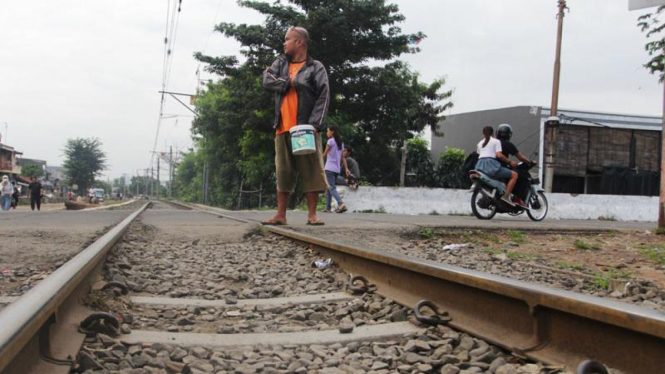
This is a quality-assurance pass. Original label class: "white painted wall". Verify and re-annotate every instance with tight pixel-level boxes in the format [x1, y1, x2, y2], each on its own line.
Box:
[337, 186, 657, 222]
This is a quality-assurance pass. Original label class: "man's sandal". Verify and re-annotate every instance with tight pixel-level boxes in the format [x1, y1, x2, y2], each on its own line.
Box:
[262, 219, 287, 226]
[306, 218, 325, 226]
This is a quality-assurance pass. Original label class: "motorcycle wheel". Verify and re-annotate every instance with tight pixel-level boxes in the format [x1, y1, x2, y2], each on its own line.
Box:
[471, 189, 496, 220]
[527, 191, 548, 221]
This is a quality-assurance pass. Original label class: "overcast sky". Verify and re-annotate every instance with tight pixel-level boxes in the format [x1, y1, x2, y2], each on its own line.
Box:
[0, 0, 660, 181]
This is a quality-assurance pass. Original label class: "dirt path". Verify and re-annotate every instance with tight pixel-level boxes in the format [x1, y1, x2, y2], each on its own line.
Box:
[0, 209, 138, 296]
[299, 226, 665, 312]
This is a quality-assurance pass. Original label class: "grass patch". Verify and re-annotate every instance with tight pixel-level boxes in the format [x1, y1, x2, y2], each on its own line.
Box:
[419, 228, 434, 239]
[589, 268, 632, 290]
[598, 215, 617, 221]
[460, 230, 502, 245]
[506, 230, 526, 244]
[483, 248, 503, 255]
[555, 261, 586, 271]
[654, 227, 665, 235]
[506, 251, 533, 261]
[600, 231, 617, 238]
[83, 290, 109, 310]
[638, 244, 665, 265]
[573, 239, 600, 251]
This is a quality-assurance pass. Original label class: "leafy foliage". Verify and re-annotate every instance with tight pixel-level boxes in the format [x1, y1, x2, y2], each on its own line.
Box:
[112, 177, 127, 191]
[172, 152, 204, 202]
[21, 164, 44, 179]
[62, 138, 107, 194]
[129, 175, 166, 197]
[406, 138, 435, 187]
[436, 147, 470, 189]
[182, 0, 453, 208]
[638, 6, 665, 81]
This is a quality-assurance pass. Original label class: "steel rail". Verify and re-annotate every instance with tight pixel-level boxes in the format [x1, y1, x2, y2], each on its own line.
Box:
[176, 202, 665, 374]
[0, 202, 150, 374]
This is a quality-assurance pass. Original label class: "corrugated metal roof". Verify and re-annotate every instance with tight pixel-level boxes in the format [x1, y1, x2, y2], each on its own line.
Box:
[0, 144, 22, 154]
[541, 107, 662, 131]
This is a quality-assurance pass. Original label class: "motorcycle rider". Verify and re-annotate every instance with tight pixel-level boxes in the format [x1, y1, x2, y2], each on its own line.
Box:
[475, 126, 518, 206]
[495, 124, 536, 208]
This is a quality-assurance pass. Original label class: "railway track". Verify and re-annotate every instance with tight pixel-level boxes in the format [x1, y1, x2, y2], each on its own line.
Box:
[0, 200, 662, 374]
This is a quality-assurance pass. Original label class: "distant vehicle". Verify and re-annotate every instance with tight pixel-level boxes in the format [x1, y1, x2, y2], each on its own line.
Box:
[91, 188, 105, 204]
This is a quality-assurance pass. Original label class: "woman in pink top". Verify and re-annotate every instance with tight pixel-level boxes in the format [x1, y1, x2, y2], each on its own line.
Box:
[322, 125, 350, 213]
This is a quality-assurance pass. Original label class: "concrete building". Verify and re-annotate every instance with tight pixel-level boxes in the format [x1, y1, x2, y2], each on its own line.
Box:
[431, 106, 662, 196]
[0, 144, 22, 179]
[18, 158, 47, 172]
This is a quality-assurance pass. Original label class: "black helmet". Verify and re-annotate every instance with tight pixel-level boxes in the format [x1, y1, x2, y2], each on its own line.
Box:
[497, 124, 513, 141]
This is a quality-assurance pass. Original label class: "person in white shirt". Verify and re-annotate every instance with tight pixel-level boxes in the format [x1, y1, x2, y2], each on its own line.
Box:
[0, 176, 13, 211]
[475, 126, 518, 206]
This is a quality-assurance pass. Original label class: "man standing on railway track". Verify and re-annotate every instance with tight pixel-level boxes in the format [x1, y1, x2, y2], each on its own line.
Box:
[262, 26, 330, 226]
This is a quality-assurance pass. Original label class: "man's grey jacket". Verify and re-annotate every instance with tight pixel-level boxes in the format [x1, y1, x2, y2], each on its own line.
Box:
[262, 56, 330, 131]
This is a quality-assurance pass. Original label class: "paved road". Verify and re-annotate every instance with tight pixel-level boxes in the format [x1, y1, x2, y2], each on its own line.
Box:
[189, 204, 654, 232]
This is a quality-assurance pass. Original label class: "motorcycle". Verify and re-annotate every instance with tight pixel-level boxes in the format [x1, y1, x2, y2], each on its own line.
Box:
[468, 163, 548, 221]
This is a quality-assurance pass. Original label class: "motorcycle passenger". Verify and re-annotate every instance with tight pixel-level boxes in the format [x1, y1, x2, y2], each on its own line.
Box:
[475, 126, 518, 206]
[496, 124, 536, 208]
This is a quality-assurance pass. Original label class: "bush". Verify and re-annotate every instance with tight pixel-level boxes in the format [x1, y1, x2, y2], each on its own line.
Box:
[406, 138, 436, 187]
[436, 147, 470, 189]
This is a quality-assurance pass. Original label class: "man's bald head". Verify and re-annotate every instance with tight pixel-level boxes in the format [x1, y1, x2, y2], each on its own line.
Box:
[284, 26, 309, 59]
[289, 27, 309, 47]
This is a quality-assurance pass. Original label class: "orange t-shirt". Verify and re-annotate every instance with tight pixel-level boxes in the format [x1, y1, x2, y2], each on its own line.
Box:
[277, 61, 306, 134]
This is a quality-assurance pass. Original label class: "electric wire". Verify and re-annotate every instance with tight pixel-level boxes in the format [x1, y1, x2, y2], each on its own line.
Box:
[150, 0, 184, 174]
[191, 0, 225, 92]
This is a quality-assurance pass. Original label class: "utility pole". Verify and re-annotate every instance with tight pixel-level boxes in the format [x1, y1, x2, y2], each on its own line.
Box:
[629, 0, 665, 226]
[202, 163, 207, 204]
[544, 0, 568, 193]
[157, 157, 160, 198]
[169, 146, 174, 197]
[400, 140, 408, 187]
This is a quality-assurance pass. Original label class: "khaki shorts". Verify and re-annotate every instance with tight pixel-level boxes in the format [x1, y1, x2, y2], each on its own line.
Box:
[275, 132, 328, 193]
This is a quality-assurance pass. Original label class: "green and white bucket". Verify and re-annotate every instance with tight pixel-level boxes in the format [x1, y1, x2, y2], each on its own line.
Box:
[289, 124, 316, 155]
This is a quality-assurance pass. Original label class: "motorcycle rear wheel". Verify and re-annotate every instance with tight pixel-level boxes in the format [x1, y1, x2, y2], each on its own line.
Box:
[471, 189, 497, 220]
[527, 191, 548, 221]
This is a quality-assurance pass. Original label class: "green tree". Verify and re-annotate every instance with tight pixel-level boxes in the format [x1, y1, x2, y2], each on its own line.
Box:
[112, 177, 126, 189]
[21, 164, 44, 179]
[62, 138, 107, 194]
[638, 5, 665, 80]
[129, 175, 166, 197]
[173, 152, 203, 202]
[188, 0, 453, 207]
[406, 138, 435, 187]
[435, 147, 470, 189]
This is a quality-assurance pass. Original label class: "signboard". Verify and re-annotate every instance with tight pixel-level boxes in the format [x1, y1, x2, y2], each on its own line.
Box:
[629, 0, 665, 10]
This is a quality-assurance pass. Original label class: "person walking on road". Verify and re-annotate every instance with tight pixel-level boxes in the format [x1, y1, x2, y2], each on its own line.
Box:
[28, 177, 43, 211]
[262, 26, 330, 226]
[11, 184, 20, 209]
[0, 176, 12, 211]
[322, 125, 349, 213]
